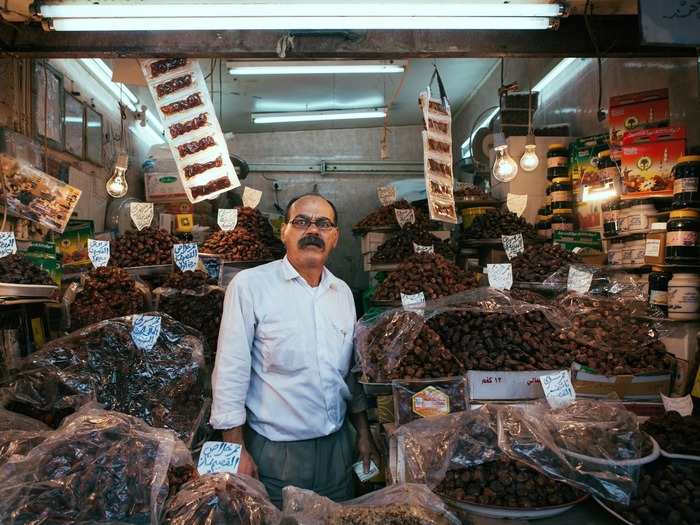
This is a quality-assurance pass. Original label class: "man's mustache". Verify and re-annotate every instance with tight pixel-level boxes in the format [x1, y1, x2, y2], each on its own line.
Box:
[298, 235, 325, 249]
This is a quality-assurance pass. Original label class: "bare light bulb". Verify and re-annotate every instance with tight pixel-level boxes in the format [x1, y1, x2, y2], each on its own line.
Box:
[492, 144, 518, 182]
[106, 153, 129, 198]
[519, 143, 540, 172]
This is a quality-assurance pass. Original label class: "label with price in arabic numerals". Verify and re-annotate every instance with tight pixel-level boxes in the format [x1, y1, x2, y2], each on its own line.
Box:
[130, 202, 154, 231]
[401, 292, 425, 314]
[87, 239, 110, 268]
[131, 314, 161, 351]
[661, 393, 693, 417]
[242, 187, 263, 209]
[567, 266, 593, 294]
[377, 186, 397, 206]
[467, 370, 556, 401]
[173, 243, 199, 272]
[506, 193, 528, 217]
[0, 231, 17, 258]
[217, 209, 238, 231]
[197, 441, 242, 475]
[501, 234, 524, 260]
[540, 370, 576, 409]
[413, 243, 434, 255]
[486, 263, 513, 290]
[395, 208, 415, 228]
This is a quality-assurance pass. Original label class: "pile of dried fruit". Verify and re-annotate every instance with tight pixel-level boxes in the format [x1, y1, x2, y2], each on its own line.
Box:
[641, 411, 700, 456]
[462, 208, 539, 241]
[110, 227, 178, 267]
[371, 224, 454, 264]
[201, 207, 284, 261]
[354, 200, 434, 232]
[0, 254, 55, 285]
[511, 243, 582, 283]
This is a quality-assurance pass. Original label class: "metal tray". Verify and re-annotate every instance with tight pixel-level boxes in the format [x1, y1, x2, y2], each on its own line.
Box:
[368, 263, 400, 272]
[0, 282, 58, 299]
[123, 264, 173, 277]
[359, 381, 393, 396]
[593, 496, 634, 525]
[441, 493, 589, 520]
[659, 448, 700, 461]
[560, 434, 660, 467]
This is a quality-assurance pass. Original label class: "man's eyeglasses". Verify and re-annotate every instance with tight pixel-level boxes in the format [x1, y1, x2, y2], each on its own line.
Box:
[288, 215, 336, 231]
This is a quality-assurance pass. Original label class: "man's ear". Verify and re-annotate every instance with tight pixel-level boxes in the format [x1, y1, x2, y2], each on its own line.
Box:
[280, 222, 288, 242]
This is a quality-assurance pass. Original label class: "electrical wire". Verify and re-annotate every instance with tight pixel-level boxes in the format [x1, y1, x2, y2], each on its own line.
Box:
[584, 0, 605, 121]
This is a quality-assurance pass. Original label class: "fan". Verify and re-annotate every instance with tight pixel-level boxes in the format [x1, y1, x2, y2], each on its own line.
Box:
[230, 154, 249, 180]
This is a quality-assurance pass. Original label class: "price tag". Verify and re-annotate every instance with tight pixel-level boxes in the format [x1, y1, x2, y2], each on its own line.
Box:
[353, 460, 380, 482]
[394, 208, 415, 228]
[0, 232, 17, 257]
[486, 263, 513, 290]
[413, 243, 434, 255]
[401, 291, 425, 314]
[217, 209, 238, 231]
[501, 234, 524, 260]
[242, 187, 263, 209]
[567, 266, 593, 294]
[173, 243, 199, 272]
[130, 202, 154, 231]
[131, 314, 161, 351]
[197, 441, 242, 475]
[540, 370, 576, 409]
[661, 394, 693, 417]
[377, 186, 397, 206]
[87, 239, 110, 268]
[506, 193, 528, 217]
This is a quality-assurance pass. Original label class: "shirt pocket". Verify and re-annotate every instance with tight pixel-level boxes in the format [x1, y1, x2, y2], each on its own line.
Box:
[257, 320, 308, 374]
[329, 319, 354, 377]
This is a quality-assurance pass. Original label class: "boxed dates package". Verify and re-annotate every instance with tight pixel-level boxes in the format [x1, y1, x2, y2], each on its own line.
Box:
[609, 88, 669, 146]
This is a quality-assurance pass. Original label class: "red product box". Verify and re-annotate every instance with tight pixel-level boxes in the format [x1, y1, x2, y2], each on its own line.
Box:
[621, 126, 686, 198]
[609, 88, 669, 146]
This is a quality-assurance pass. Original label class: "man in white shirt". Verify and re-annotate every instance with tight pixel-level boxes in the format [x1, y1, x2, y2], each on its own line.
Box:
[210, 193, 377, 506]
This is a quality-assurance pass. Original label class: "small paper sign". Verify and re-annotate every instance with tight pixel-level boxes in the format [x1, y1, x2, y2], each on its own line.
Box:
[486, 263, 513, 290]
[501, 234, 525, 260]
[661, 394, 693, 417]
[242, 187, 263, 209]
[540, 370, 576, 409]
[173, 243, 199, 272]
[0, 232, 17, 257]
[130, 202, 154, 231]
[394, 208, 415, 228]
[131, 314, 161, 351]
[87, 239, 110, 268]
[353, 460, 380, 482]
[507, 193, 528, 217]
[197, 441, 242, 475]
[377, 186, 397, 206]
[401, 291, 426, 312]
[413, 243, 434, 255]
[217, 209, 238, 231]
[567, 266, 593, 294]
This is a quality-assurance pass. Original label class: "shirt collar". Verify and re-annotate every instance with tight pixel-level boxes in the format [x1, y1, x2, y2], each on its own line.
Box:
[281, 255, 338, 290]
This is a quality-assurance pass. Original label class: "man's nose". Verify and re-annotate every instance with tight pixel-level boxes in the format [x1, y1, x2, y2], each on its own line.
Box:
[306, 222, 321, 233]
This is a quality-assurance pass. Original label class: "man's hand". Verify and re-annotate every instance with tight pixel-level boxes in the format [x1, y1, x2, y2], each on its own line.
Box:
[222, 426, 259, 479]
[356, 429, 380, 474]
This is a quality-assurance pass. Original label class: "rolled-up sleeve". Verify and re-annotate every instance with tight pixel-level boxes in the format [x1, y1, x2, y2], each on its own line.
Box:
[210, 275, 255, 429]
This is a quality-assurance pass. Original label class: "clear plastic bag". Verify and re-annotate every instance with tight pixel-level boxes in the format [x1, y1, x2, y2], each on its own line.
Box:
[281, 483, 460, 525]
[0, 408, 50, 466]
[391, 377, 467, 426]
[0, 313, 209, 446]
[163, 473, 281, 525]
[0, 406, 191, 525]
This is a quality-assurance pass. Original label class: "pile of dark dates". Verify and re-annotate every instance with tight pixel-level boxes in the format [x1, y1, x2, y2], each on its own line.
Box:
[641, 411, 700, 456]
[236, 207, 285, 258]
[0, 254, 55, 285]
[461, 208, 539, 241]
[370, 224, 455, 264]
[511, 243, 582, 283]
[353, 200, 433, 231]
[202, 229, 279, 261]
[110, 226, 178, 267]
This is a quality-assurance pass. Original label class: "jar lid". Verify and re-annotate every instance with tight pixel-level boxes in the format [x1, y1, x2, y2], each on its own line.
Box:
[552, 177, 571, 184]
[670, 209, 700, 219]
[548, 143, 566, 151]
[651, 222, 667, 230]
[677, 155, 700, 164]
[598, 149, 611, 157]
[553, 208, 573, 215]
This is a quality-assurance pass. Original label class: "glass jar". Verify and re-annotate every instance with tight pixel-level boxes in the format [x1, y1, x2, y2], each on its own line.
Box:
[608, 237, 625, 265]
[551, 209, 574, 232]
[625, 233, 646, 265]
[668, 273, 700, 320]
[602, 200, 620, 238]
[547, 165, 569, 182]
[537, 220, 552, 239]
[648, 267, 672, 316]
[672, 155, 700, 210]
[626, 200, 656, 231]
[666, 209, 700, 263]
[544, 185, 552, 216]
[547, 144, 568, 169]
[644, 222, 667, 266]
[550, 177, 573, 211]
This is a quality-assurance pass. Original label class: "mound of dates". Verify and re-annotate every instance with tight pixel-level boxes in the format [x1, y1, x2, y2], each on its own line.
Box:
[0, 254, 54, 285]
[371, 224, 455, 264]
[511, 243, 582, 283]
[642, 411, 700, 456]
[110, 226, 178, 267]
[462, 208, 539, 241]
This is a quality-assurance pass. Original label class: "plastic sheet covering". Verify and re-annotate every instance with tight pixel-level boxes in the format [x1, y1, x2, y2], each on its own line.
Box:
[163, 473, 281, 525]
[0, 407, 50, 466]
[391, 407, 499, 489]
[281, 483, 461, 525]
[497, 400, 642, 504]
[0, 406, 190, 525]
[0, 313, 209, 446]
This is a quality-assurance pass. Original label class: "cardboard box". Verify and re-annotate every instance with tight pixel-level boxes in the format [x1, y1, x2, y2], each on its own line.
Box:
[572, 363, 672, 400]
[569, 134, 609, 194]
[17, 240, 62, 285]
[56, 219, 94, 270]
[621, 126, 686, 198]
[609, 89, 669, 146]
[145, 171, 187, 203]
[575, 201, 604, 232]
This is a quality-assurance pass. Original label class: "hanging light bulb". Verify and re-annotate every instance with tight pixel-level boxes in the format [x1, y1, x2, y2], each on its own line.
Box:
[492, 133, 518, 182]
[106, 153, 129, 198]
[519, 134, 540, 171]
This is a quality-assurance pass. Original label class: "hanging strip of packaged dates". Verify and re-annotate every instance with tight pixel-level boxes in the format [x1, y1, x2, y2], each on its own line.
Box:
[420, 90, 458, 224]
[139, 58, 240, 203]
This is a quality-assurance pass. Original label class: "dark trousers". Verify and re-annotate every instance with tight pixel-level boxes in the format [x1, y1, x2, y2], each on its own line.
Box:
[245, 419, 356, 508]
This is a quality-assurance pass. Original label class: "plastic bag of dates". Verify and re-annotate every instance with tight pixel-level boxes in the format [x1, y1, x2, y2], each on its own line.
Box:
[281, 483, 460, 525]
[0, 313, 209, 446]
[0, 406, 194, 525]
[163, 473, 280, 525]
[0, 408, 50, 467]
[391, 377, 467, 426]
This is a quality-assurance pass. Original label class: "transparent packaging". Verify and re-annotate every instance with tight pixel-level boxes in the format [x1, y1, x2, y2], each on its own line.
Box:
[0, 408, 50, 467]
[391, 377, 468, 426]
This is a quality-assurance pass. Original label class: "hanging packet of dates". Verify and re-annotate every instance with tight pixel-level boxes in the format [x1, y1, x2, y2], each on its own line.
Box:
[419, 89, 457, 224]
[139, 58, 240, 203]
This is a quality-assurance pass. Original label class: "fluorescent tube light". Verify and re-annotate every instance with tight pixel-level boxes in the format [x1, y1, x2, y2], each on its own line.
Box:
[229, 61, 405, 75]
[49, 16, 555, 31]
[253, 108, 387, 124]
[532, 58, 578, 92]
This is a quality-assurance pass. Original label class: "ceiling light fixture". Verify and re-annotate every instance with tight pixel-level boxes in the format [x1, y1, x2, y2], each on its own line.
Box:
[228, 61, 406, 76]
[491, 132, 518, 182]
[252, 108, 387, 124]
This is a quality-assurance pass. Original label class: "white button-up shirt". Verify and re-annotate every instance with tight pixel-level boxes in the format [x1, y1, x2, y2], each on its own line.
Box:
[210, 256, 361, 441]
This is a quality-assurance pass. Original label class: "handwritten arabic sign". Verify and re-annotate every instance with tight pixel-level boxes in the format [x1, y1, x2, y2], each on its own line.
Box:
[413, 243, 434, 255]
[217, 209, 238, 231]
[173, 243, 198, 272]
[567, 266, 593, 294]
[131, 314, 161, 351]
[197, 441, 242, 475]
[501, 234, 524, 260]
[661, 393, 693, 417]
[377, 186, 397, 206]
[487, 263, 513, 290]
[0, 232, 17, 257]
[401, 292, 425, 314]
[506, 193, 528, 217]
[467, 370, 556, 401]
[130, 202, 154, 231]
[87, 239, 110, 268]
[394, 208, 415, 228]
[242, 187, 263, 209]
[540, 370, 576, 409]
[640, 0, 700, 46]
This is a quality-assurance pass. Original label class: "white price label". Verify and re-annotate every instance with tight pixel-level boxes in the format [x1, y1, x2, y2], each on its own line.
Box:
[487, 263, 513, 290]
[501, 234, 525, 260]
[173, 243, 199, 272]
[87, 239, 110, 268]
[197, 441, 242, 475]
[217, 209, 238, 231]
[394, 208, 415, 228]
[353, 460, 380, 482]
[645, 239, 661, 258]
[377, 186, 397, 206]
[540, 370, 576, 409]
[567, 266, 593, 294]
[661, 394, 693, 417]
[242, 187, 263, 209]
[507, 193, 528, 217]
[130, 202, 154, 231]
[131, 314, 161, 351]
[413, 242, 434, 254]
[401, 292, 425, 313]
[0, 232, 17, 257]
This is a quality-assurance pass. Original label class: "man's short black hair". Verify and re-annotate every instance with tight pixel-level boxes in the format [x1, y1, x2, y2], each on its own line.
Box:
[285, 193, 338, 224]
